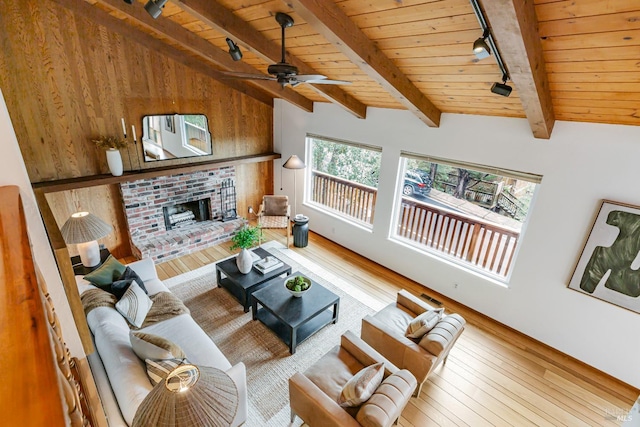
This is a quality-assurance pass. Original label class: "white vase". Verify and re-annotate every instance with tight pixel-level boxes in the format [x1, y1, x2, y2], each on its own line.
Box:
[106, 148, 123, 176]
[236, 248, 253, 274]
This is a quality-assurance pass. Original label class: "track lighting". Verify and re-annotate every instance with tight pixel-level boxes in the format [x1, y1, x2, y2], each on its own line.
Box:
[226, 38, 243, 61]
[469, 0, 512, 97]
[473, 30, 490, 60]
[491, 76, 512, 97]
[144, 0, 168, 19]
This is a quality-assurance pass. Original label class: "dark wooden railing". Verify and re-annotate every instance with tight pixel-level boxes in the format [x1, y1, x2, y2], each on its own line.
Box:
[496, 190, 528, 220]
[397, 197, 520, 277]
[435, 179, 501, 208]
[312, 170, 377, 225]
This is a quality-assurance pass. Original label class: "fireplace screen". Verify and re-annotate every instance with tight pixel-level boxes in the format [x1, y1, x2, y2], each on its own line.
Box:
[163, 198, 211, 230]
[220, 179, 238, 222]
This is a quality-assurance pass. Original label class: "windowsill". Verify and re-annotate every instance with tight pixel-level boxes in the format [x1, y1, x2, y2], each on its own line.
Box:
[389, 236, 511, 288]
[303, 201, 374, 233]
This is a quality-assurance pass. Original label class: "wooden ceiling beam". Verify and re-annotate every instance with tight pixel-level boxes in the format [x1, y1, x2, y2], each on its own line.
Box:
[173, 0, 367, 119]
[98, 0, 314, 112]
[54, 0, 313, 111]
[481, 0, 555, 139]
[283, 0, 441, 127]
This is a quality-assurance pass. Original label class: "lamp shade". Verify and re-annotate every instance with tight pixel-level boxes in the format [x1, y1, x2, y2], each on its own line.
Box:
[60, 212, 113, 244]
[132, 364, 239, 427]
[282, 154, 306, 170]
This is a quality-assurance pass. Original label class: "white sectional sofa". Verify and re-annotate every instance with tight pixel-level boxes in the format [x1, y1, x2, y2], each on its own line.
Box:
[77, 258, 247, 426]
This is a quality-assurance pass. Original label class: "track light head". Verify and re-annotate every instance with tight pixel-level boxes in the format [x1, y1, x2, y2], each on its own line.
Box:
[473, 36, 491, 60]
[226, 38, 243, 61]
[491, 78, 512, 97]
[144, 0, 168, 19]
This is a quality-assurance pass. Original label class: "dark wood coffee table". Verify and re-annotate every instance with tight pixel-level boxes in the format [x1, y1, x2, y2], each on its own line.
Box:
[251, 272, 340, 354]
[215, 247, 291, 312]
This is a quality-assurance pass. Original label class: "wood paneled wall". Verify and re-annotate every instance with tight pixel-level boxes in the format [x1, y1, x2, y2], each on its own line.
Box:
[0, 0, 274, 257]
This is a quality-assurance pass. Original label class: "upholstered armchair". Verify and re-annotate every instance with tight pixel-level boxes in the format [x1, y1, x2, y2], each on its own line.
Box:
[257, 195, 290, 247]
[361, 290, 465, 396]
[289, 331, 416, 427]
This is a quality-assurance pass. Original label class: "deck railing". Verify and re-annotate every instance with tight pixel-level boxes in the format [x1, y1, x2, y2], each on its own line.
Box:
[396, 197, 520, 277]
[311, 171, 520, 277]
[311, 170, 377, 225]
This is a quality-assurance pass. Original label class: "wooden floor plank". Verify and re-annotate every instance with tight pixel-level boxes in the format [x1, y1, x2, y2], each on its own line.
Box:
[150, 229, 637, 426]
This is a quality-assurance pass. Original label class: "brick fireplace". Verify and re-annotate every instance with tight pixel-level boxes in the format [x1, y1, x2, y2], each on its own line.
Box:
[121, 166, 245, 262]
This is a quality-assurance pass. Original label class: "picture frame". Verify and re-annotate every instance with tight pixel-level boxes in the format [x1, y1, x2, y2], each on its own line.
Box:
[164, 115, 175, 133]
[568, 200, 640, 313]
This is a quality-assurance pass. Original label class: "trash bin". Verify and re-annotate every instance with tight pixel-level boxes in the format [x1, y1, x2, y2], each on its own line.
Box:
[292, 215, 309, 248]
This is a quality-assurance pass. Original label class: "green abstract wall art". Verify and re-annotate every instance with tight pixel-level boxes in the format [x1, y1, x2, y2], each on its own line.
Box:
[569, 200, 640, 313]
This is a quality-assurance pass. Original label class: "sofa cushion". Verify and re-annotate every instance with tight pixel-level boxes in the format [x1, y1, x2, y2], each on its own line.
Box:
[418, 314, 466, 356]
[130, 331, 186, 361]
[405, 308, 444, 339]
[338, 362, 384, 407]
[374, 303, 414, 335]
[84, 255, 127, 287]
[304, 346, 362, 404]
[116, 282, 153, 328]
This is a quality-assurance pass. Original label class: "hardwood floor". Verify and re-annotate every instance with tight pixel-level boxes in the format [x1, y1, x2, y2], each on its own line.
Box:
[154, 228, 638, 426]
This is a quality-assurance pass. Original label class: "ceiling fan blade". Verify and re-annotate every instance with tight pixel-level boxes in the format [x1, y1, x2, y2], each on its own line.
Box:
[294, 74, 329, 82]
[303, 79, 352, 85]
[220, 71, 276, 81]
[292, 74, 351, 85]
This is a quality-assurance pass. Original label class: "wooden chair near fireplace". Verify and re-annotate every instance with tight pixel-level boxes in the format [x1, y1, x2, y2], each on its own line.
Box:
[257, 195, 291, 248]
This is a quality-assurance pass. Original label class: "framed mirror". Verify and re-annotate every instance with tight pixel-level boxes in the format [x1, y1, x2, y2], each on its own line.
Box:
[142, 114, 212, 162]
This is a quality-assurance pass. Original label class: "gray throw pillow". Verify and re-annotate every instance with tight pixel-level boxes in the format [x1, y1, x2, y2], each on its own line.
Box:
[110, 267, 147, 299]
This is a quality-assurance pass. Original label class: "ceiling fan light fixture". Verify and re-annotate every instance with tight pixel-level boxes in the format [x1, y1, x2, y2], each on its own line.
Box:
[144, 0, 168, 19]
[226, 38, 242, 61]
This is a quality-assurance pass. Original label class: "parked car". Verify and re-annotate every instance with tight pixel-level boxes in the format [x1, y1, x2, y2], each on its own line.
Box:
[403, 171, 432, 197]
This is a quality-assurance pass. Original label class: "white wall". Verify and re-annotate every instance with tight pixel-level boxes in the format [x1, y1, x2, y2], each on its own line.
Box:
[276, 99, 640, 388]
[0, 89, 85, 357]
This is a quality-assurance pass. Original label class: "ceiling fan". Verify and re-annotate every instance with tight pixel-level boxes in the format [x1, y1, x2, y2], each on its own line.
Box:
[222, 12, 351, 88]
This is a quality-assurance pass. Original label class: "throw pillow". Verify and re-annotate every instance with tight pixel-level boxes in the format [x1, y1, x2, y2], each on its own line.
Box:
[115, 282, 153, 328]
[145, 358, 188, 388]
[83, 255, 127, 287]
[337, 362, 384, 407]
[405, 308, 444, 339]
[111, 267, 147, 299]
[264, 196, 288, 216]
[130, 331, 186, 361]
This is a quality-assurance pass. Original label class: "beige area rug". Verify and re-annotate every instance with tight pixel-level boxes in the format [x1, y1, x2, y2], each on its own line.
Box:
[164, 241, 385, 427]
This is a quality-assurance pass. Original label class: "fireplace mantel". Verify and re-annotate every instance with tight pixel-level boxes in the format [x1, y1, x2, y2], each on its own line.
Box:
[32, 152, 280, 193]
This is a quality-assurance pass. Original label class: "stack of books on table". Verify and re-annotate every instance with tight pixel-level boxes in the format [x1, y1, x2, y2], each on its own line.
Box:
[254, 256, 283, 274]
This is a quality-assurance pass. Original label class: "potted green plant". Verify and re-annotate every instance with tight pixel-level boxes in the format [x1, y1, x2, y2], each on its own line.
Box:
[230, 224, 261, 274]
[92, 136, 129, 176]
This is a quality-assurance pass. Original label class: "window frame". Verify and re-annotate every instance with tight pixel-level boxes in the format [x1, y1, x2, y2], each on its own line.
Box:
[391, 154, 541, 283]
[305, 134, 382, 229]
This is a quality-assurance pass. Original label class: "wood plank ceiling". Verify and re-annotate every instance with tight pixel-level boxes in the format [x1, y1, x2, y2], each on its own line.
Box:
[73, 0, 640, 139]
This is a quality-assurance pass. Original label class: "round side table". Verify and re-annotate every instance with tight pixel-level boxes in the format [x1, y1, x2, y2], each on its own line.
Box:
[292, 215, 309, 248]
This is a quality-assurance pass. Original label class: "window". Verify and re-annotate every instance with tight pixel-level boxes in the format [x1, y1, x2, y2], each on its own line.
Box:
[393, 153, 540, 280]
[307, 135, 382, 226]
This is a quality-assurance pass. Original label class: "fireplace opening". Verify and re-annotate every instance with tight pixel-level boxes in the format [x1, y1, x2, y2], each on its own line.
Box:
[163, 198, 211, 230]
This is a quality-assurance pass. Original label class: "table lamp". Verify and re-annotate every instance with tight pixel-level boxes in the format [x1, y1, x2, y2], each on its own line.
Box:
[132, 364, 238, 427]
[283, 154, 306, 218]
[60, 212, 113, 267]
